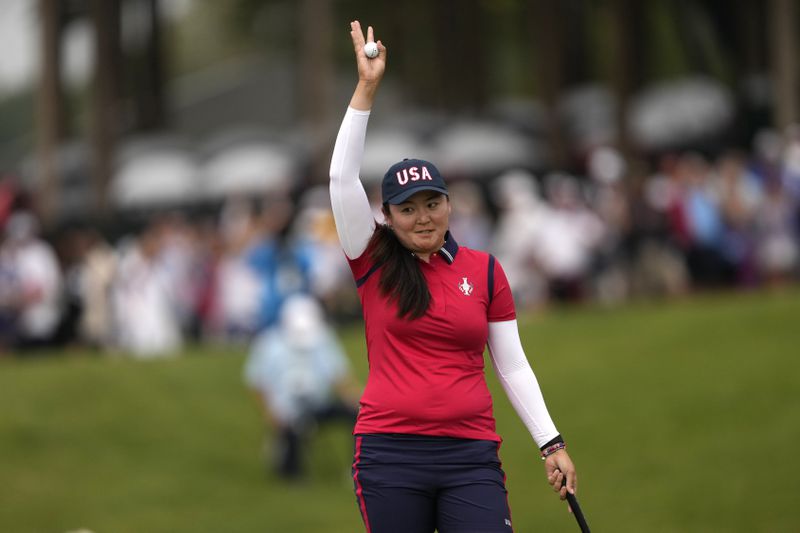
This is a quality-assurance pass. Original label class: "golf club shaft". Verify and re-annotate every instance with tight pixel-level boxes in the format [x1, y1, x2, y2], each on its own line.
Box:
[561, 476, 591, 533]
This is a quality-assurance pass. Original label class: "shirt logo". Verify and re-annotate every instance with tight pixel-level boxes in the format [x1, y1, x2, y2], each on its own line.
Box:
[458, 277, 473, 296]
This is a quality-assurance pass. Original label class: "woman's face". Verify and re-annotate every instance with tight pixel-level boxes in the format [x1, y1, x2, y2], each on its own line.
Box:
[384, 191, 451, 258]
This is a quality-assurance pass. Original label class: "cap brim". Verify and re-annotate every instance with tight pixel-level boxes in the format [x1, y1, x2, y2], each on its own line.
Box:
[386, 186, 449, 205]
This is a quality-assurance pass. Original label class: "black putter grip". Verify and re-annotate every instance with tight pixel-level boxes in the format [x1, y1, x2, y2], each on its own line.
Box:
[561, 475, 591, 533]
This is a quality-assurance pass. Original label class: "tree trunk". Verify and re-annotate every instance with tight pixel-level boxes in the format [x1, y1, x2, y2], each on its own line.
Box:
[434, 0, 488, 112]
[529, 0, 568, 169]
[608, 0, 641, 159]
[36, 0, 64, 227]
[88, 0, 121, 217]
[769, 0, 799, 129]
[738, 1, 766, 75]
[298, 0, 334, 184]
[392, 0, 437, 107]
[136, 0, 166, 130]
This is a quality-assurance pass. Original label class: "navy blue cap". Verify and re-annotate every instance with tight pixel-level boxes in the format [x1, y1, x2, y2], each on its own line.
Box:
[381, 158, 448, 204]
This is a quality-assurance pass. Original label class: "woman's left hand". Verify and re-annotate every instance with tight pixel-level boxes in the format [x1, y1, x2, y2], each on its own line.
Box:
[544, 449, 577, 502]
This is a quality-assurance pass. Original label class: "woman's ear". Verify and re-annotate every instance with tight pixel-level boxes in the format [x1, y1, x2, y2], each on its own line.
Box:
[382, 204, 393, 227]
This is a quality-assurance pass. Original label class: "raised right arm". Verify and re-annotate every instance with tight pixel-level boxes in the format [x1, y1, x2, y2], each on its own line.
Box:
[328, 21, 387, 260]
[329, 107, 376, 259]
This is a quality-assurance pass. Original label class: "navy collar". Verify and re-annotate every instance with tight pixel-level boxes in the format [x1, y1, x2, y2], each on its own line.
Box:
[438, 231, 459, 264]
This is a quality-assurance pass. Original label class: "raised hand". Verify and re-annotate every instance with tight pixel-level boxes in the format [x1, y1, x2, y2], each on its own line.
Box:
[350, 20, 386, 87]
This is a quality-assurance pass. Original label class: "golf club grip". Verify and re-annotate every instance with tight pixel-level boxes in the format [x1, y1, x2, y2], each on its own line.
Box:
[565, 491, 590, 533]
[561, 476, 591, 533]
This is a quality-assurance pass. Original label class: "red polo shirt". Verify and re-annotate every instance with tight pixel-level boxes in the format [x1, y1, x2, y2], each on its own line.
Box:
[348, 232, 516, 442]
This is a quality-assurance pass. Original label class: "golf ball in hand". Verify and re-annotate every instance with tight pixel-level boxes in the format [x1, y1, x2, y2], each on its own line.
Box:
[364, 42, 378, 59]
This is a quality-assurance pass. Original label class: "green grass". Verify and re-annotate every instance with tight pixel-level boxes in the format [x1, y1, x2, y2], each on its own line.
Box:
[1, 288, 799, 532]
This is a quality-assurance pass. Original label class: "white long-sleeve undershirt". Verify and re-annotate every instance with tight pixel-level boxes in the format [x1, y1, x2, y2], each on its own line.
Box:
[329, 107, 376, 260]
[488, 320, 560, 447]
[329, 105, 560, 448]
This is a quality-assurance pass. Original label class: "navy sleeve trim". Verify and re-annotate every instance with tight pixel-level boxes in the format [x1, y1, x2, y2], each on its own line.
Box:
[488, 254, 496, 305]
[356, 261, 382, 288]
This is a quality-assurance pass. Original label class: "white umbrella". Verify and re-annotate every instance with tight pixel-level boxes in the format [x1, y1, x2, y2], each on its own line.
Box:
[628, 76, 735, 150]
[111, 148, 201, 208]
[361, 130, 433, 182]
[433, 120, 545, 177]
[201, 142, 295, 198]
[558, 84, 616, 150]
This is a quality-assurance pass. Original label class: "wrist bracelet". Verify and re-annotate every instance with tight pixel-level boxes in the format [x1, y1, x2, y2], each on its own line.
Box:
[540, 442, 566, 460]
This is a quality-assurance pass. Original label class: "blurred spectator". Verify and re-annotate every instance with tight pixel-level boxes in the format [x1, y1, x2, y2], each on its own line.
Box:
[753, 176, 799, 286]
[154, 213, 208, 338]
[0, 233, 15, 352]
[291, 186, 358, 321]
[624, 158, 689, 298]
[0, 176, 19, 228]
[490, 169, 549, 310]
[243, 294, 360, 480]
[76, 229, 118, 349]
[213, 197, 264, 341]
[670, 153, 734, 288]
[111, 221, 182, 357]
[586, 146, 632, 305]
[0, 210, 63, 352]
[780, 124, 800, 201]
[189, 217, 224, 341]
[447, 179, 493, 252]
[714, 151, 762, 286]
[748, 128, 784, 189]
[538, 172, 605, 302]
[245, 192, 314, 332]
[52, 228, 90, 348]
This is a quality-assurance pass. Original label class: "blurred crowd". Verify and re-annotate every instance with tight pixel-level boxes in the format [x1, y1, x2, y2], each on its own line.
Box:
[489, 126, 800, 309]
[1, 124, 799, 357]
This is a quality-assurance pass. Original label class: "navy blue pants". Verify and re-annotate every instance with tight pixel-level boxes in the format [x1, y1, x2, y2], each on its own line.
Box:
[352, 434, 514, 533]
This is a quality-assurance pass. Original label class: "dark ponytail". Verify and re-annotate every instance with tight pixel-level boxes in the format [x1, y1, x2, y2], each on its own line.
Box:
[367, 223, 430, 319]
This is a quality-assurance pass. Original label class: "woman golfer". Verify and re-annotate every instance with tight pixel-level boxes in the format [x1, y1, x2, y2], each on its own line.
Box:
[330, 20, 578, 532]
